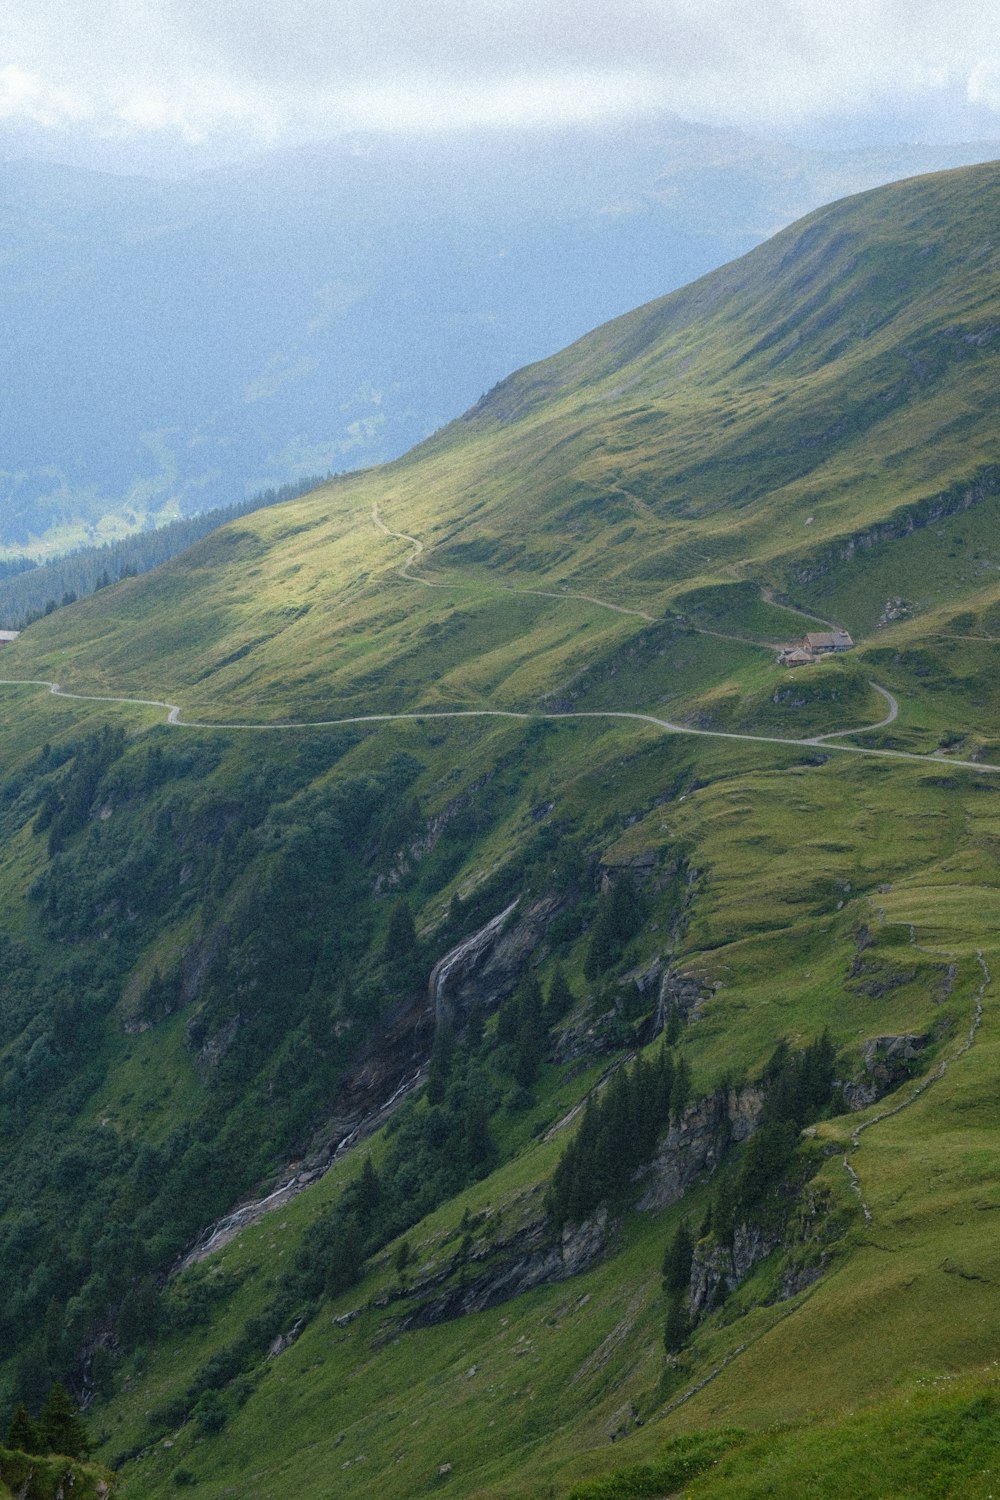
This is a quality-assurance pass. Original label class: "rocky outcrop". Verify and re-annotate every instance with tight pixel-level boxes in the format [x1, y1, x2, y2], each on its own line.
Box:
[635, 1085, 766, 1215]
[689, 1186, 833, 1317]
[842, 1032, 929, 1109]
[551, 1007, 634, 1064]
[428, 900, 519, 1025]
[599, 850, 679, 892]
[372, 774, 495, 895]
[178, 893, 566, 1268]
[397, 1209, 609, 1332]
[786, 466, 999, 589]
[179, 922, 229, 1006]
[656, 966, 714, 1027]
[689, 1221, 780, 1318]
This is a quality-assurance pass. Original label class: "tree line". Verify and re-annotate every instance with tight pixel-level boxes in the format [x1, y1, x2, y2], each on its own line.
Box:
[0, 473, 337, 629]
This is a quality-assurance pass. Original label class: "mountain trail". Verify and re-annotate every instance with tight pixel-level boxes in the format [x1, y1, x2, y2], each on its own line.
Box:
[371, 502, 444, 587]
[372, 500, 656, 622]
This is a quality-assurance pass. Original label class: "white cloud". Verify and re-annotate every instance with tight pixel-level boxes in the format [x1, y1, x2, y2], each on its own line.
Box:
[968, 60, 1000, 114]
[1, 0, 999, 157]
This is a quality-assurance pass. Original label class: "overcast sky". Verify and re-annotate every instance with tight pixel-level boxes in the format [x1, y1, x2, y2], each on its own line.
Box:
[2, 0, 1000, 169]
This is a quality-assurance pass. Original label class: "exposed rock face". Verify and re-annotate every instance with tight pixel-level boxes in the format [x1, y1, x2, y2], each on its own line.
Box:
[194, 1014, 241, 1067]
[430, 894, 566, 1030]
[635, 1085, 766, 1215]
[122, 921, 229, 1034]
[656, 966, 714, 1027]
[428, 900, 519, 1025]
[551, 1008, 632, 1064]
[180, 922, 229, 1006]
[842, 1032, 929, 1109]
[398, 1209, 609, 1332]
[689, 1186, 833, 1317]
[373, 773, 495, 895]
[689, 1222, 781, 1318]
[179, 893, 566, 1267]
[598, 850, 669, 892]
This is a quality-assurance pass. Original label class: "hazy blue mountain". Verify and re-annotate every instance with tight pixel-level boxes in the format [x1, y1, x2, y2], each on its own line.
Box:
[1, 121, 997, 553]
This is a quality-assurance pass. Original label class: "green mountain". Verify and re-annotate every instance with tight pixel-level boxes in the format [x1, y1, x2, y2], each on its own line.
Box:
[0, 160, 999, 1500]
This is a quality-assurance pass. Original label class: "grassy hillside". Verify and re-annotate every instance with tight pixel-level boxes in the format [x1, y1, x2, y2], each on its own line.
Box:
[0, 161, 999, 1499]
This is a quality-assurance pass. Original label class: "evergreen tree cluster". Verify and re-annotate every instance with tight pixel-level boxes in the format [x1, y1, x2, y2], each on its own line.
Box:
[0, 733, 433, 1395]
[495, 975, 550, 1089]
[584, 873, 646, 978]
[4, 1384, 89, 1459]
[294, 966, 577, 1307]
[0, 473, 336, 630]
[661, 1220, 695, 1354]
[550, 1045, 690, 1225]
[709, 1031, 837, 1240]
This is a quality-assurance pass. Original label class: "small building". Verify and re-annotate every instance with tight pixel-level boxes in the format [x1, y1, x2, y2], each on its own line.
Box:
[802, 629, 853, 654]
[802, 631, 835, 653]
[780, 647, 813, 667]
[0, 630, 19, 646]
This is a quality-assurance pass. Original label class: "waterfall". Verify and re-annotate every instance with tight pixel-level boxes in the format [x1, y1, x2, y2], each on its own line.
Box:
[427, 898, 520, 1024]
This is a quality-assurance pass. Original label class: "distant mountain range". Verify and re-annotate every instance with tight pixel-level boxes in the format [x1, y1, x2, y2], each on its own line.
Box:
[2, 121, 998, 556]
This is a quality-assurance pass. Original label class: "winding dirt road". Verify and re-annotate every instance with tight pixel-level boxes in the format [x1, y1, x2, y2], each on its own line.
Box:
[0, 674, 996, 777]
[0, 516, 990, 773]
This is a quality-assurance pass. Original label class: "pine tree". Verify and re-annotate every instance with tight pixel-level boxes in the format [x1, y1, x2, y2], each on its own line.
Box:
[464, 1003, 484, 1053]
[545, 966, 574, 1023]
[384, 898, 420, 981]
[662, 1222, 694, 1294]
[355, 1158, 381, 1222]
[663, 1294, 690, 1354]
[464, 1098, 493, 1171]
[39, 1383, 89, 1458]
[427, 1019, 456, 1105]
[324, 1220, 364, 1297]
[671, 1055, 692, 1123]
[5, 1402, 43, 1455]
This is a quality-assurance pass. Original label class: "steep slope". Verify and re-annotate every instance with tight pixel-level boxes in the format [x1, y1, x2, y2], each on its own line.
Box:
[0, 162, 999, 1500]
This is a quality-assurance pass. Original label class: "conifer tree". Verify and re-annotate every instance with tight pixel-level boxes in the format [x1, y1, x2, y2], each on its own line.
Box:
[662, 1221, 694, 1294]
[464, 1097, 493, 1170]
[663, 1294, 690, 1354]
[464, 1003, 484, 1054]
[5, 1402, 43, 1455]
[324, 1221, 364, 1297]
[39, 1383, 89, 1458]
[545, 966, 575, 1023]
[427, 1019, 456, 1104]
[671, 1055, 692, 1123]
[384, 898, 420, 981]
[355, 1158, 381, 1222]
